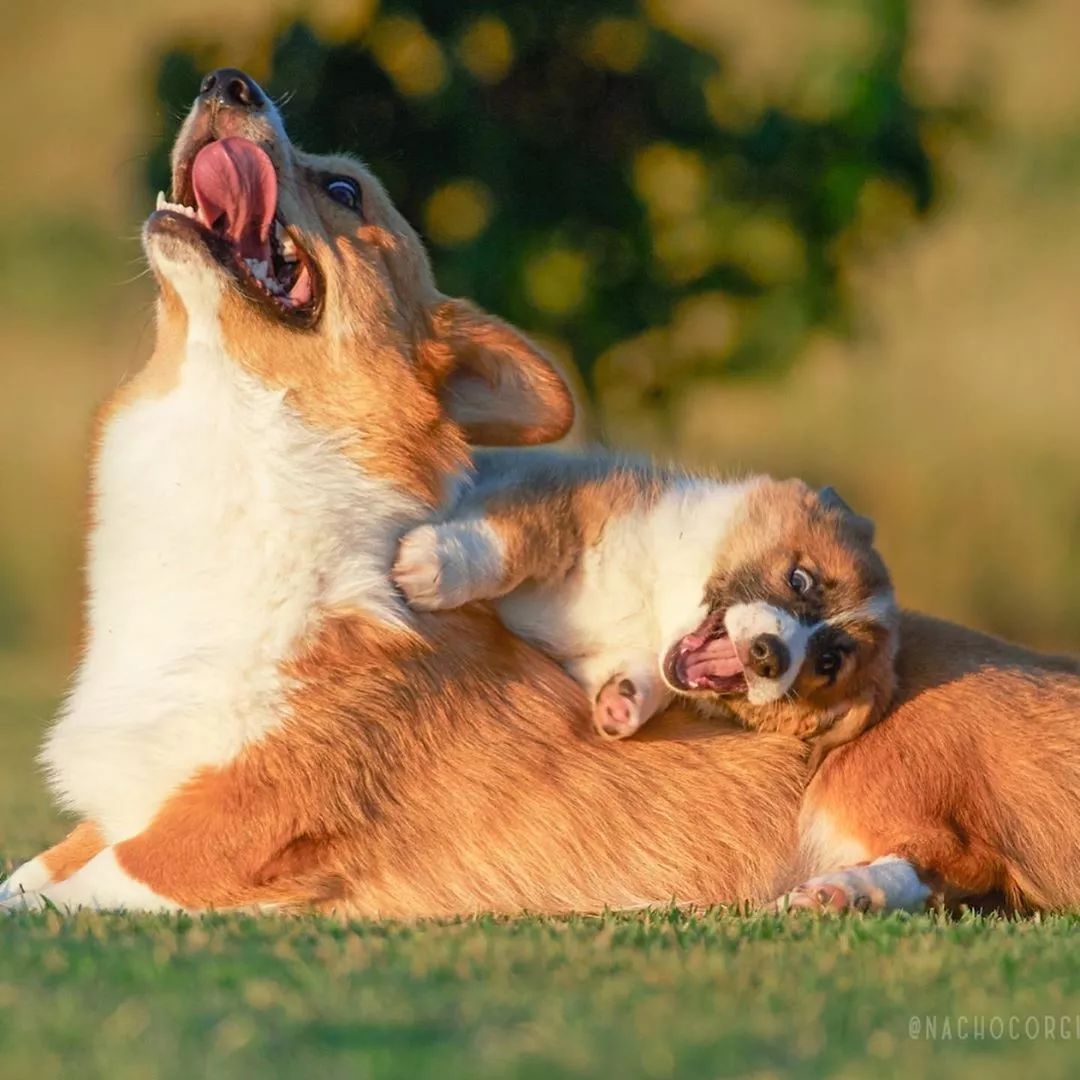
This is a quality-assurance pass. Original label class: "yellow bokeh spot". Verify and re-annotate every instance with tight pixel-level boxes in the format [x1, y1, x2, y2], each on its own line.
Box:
[670, 292, 737, 361]
[368, 16, 448, 98]
[728, 216, 805, 285]
[458, 16, 515, 84]
[309, 0, 378, 43]
[633, 143, 708, 221]
[524, 248, 590, 316]
[652, 218, 714, 283]
[704, 72, 763, 127]
[582, 17, 649, 74]
[595, 329, 666, 391]
[424, 180, 494, 246]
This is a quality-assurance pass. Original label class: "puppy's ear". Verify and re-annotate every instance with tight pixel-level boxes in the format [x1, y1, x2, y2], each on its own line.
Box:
[425, 298, 574, 446]
[818, 485, 876, 545]
[807, 634, 897, 774]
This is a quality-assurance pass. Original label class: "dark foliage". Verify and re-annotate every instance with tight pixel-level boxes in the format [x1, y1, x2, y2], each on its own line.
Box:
[150, 1, 945, 392]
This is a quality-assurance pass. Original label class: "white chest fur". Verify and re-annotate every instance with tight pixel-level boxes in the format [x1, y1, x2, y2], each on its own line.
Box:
[498, 478, 757, 667]
[42, 340, 420, 842]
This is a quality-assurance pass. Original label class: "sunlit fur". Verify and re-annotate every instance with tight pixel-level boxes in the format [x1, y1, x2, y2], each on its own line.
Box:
[702, 479, 899, 768]
[800, 615, 1080, 912]
[7, 76, 1080, 917]
[10, 82, 807, 915]
[393, 451, 898, 759]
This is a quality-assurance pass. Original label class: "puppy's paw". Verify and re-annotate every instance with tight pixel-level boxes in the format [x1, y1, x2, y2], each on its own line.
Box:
[776, 877, 871, 914]
[774, 857, 932, 915]
[393, 526, 453, 610]
[593, 676, 647, 740]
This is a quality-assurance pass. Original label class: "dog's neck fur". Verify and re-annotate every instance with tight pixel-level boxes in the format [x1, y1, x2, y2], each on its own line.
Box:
[42, 279, 426, 841]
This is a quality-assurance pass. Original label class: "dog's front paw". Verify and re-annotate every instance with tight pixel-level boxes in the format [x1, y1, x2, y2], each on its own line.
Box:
[0, 857, 51, 911]
[393, 526, 451, 610]
[0, 887, 47, 912]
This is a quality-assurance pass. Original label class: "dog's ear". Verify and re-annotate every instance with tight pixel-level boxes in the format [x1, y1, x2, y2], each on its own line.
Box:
[818, 485, 876, 545]
[425, 298, 574, 446]
[807, 627, 897, 774]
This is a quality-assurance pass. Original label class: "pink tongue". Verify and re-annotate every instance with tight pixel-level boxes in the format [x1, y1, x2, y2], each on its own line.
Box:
[681, 635, 745, 685]
[192, 138, 277, 263]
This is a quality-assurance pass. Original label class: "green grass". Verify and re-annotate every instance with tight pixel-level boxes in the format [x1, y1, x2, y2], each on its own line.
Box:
[2, 698, 1078, 1079]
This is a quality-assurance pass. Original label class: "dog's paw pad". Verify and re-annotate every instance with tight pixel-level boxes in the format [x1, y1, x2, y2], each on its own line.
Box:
[593, 676, 645, 740]
[393, 526, 450, 610]
[776, 871, 877, 915]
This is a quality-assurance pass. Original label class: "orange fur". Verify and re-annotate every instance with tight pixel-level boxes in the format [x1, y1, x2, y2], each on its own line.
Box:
[39, 822, 106, 884]
[19, 72, 1080, 918]
[117, 610, 806, 915]
[804, 613, 1080, 911]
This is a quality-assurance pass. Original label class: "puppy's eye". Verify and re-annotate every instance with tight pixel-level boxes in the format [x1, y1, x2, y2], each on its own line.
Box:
[788, 567, 815, 595]
[815, 650, 843, 679]
[325, 177, 361, 210]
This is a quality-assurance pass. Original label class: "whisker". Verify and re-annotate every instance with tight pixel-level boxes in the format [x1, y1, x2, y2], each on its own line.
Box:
[115, 266, 153, 286]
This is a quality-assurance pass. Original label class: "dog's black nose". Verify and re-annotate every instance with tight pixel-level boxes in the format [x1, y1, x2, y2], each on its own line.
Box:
[747, 633, 790, 680]
[199, 68, 265, 110]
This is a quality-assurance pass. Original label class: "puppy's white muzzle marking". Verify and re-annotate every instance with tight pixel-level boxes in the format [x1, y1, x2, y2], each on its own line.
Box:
[724, 601, 812, 704]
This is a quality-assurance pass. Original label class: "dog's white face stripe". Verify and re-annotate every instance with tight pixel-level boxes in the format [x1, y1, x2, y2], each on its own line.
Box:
[725, 591, 896, 705]
[827, 591, 898, 631]
[724, 601, 812, 704]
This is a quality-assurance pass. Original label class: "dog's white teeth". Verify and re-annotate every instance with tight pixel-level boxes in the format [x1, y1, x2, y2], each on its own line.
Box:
[155, 194, 198, 218]
[271, 220, 300, 263]
[244, 258, 285, 296]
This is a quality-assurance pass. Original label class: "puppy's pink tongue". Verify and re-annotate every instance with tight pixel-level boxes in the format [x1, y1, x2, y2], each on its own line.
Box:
[192, 138, 277, 262]
[680, 635, 744, 685]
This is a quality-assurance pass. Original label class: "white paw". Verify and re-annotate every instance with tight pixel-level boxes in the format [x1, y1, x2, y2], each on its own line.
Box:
[393, 525, 459, 610]
[393, 522, 503, 611]
[0, 857, 50, 910]
[0, 887, 47, 912]
[775, 857, 931, 915]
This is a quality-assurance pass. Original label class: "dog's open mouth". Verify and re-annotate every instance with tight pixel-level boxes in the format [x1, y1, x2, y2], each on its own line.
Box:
[663, 611, 747, 695]
[150, 137, 320, 326]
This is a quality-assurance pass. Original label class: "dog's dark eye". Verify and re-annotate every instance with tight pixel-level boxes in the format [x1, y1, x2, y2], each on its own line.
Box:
[789, 567, 815, 595]
[815, 650, 843, 679]
[325, 177, 361, 210]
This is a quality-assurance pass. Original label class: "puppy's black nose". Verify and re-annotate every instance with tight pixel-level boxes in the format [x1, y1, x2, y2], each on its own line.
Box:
[199, 68, 265, 111]
[747, 633, 790, 680]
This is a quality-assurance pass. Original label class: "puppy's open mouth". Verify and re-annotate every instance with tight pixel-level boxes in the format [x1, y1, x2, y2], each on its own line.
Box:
[149, 137, 320, 326]
[663, 611, 747, 696]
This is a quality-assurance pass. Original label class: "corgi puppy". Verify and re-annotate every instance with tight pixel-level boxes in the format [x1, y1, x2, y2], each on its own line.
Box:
[393, 449, 898, 769]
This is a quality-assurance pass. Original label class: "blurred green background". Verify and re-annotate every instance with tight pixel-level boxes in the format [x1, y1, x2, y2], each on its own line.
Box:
[3, 0, 1080, 706]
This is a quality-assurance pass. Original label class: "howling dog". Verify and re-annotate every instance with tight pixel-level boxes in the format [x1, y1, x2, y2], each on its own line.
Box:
[3, 69, 1079, 916]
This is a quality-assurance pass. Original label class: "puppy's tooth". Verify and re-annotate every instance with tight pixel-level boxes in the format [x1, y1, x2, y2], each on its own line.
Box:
[156, 191, 166, 210]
